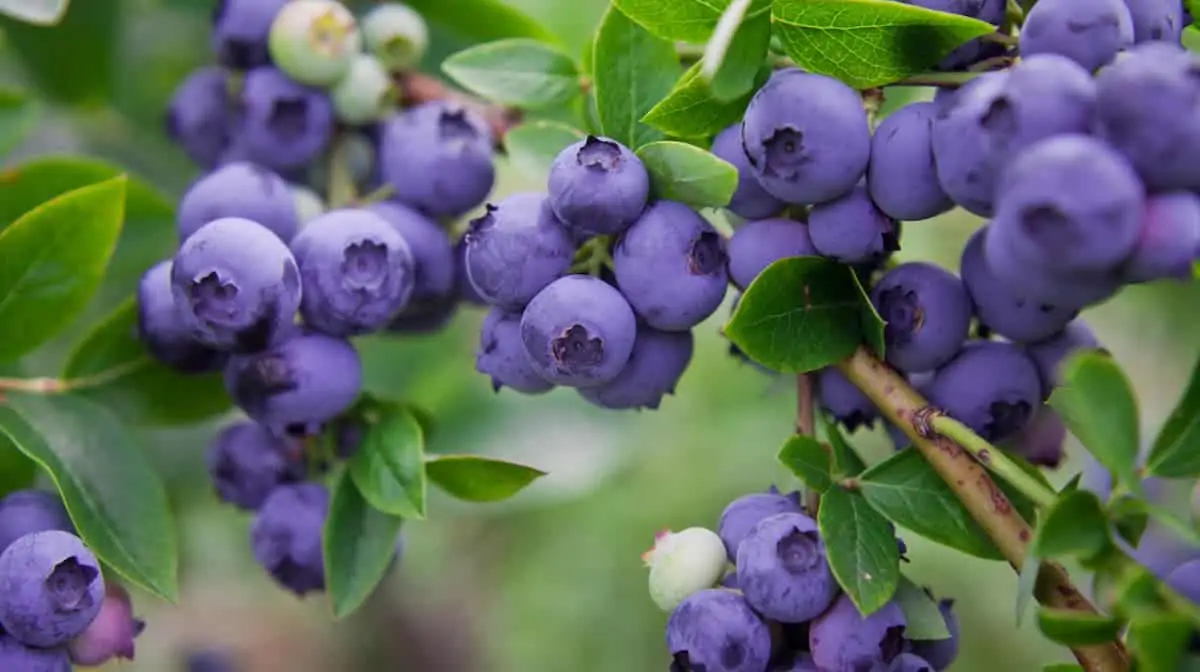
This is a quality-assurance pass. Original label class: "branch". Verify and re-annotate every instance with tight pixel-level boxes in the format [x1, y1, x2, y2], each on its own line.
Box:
[395, 71, 523, 148]
[794, 374, 821, 513]
[924, 413, 1058, 509]
[836, 347, 1131, 672]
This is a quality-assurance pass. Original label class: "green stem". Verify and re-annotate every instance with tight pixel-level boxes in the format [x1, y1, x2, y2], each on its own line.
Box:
[927, 414, 1058, 510]
[885, 70, 988, 87]
[328, 134, 358, 209]
[1005, 0, 1026, 28]
[0, 358, 148, 396]
[981, 31, 1020, 47]
[354, 183, 396, 207]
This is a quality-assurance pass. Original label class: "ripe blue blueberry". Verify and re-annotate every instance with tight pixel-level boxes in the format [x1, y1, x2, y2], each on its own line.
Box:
[166, 67, 234, 169]
[1021, 0, 1133, 72]
[876, 653, 936, 671]
[385, 294, 460, 334]
[817, 367, 879, 432]
[251, 483, 329, 596]
[927, 341, 1042, 442]
[578, 325, 694, 410]
[67, 582, 144, 667]
[870, 262, 972, 374]
[900, 0, 1006, 70]
[726, 218, 817, 290]
[268, 0, 361, 87]
[809, 595, 908, 671]
[1167, 558, 1200, 604]
[362, 3, 429, 72]
[186, 650, 237, 672]
[665, 589, 772, 672]
[644, 527, 728, 612]
[477, 308, 555, 395]
[171, 216, 302, 352]
[867, 101, 953, 222]
[0, 530, 104, 648]
[710, 124, 785, 220]
[236, 67, 334, 171]
[775, 651, 820, 671]
[211, 0, 288, 70]
[1121, 191, 1200, 283]
[1006, 407, 1067, 468]
[177, 162, 299, 243]
[367, 201, 457, 305]
[717, 488, 802, 561]
[1024, 319, 1101, 398]
[207, 421, 305, 511]
[0, 634, 70, 672]
[736, 512, 838, 623]
[0, 490, 74, 557]
[741, 68, 871, 205]
[463, 193, 577, 311]
[1123, 0, 1185, 43]
[547, 135, 650, 237]
[331, 55, 395, 126]
[138, 260, 228, 373]
[909, 598, 960, 670]
[981, 220, 1123, 309]
[614, 200, 729, 331]
[809, 185, 901, 265]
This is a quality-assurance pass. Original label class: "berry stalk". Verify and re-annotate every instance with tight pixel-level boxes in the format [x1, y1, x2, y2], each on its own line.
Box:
[794, 373, 821, 514]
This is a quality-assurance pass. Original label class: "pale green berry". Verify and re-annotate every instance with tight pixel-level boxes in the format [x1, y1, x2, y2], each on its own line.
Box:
[332, 55, 396, 125]
[268, 0, 362, 88]
[362, 3, 429, 72]
[292, 185, 326, 225]
[645, 527, 728, 612]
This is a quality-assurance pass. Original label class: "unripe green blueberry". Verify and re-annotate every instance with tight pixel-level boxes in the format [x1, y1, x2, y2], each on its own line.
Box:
[269, 0, 362, 88]
[292, 184, 326, 225]
[644, 527, 728, 612]
[332, 55, 395, 125]
[362, 3, 429, 72]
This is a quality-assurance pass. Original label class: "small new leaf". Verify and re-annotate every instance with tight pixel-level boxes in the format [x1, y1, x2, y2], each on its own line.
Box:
[817, 413, 867, 477]
[1035, 607, 1124, 646]
[0, 0, 69, 25]
[442, 39, 581, 109]
[614, 0, 735, 42]
[323, 471, 403, 620]
[702, 0, 771, 101]
[818, 487, 901, 615]
[593, 5, 681, 148]
[425, 454, 546, 503]
[893, 577, 951, 640]
[1049, 351, 1140, 487]
[0, 88, 37, 156]
[642, 63, 763, 139]
[349, 408, 427, 519]
[777, 435, 833, 493]
[1035, 490, 1110, 561]
[1126, 613, 1191, 672]
[635, 141, 737, 208]
[1146, 351, 1200, 477]
[503, 121, 586, 179]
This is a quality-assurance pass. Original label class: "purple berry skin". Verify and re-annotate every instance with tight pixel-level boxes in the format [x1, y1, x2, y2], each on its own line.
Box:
[710, 124, 786, 220]
[379, 102, 495, 218]
[717, 489, 803, 561]
[900, 0, 1006, 70]
[137, 261, 228, 373]
[741, 68, 871, 205]
[981, 223, 1123, 308]
[736, 512, 838, 623]
[809, 185, 901, 264]
[235, 67, 334, 171]
[0, 491, 74, 557]
[211, 0, 287, 69]
[871, 262, 972, 374]
[774, 651, 820, 671]
[927, 341, 1042, 442]
[726, 218, 817, 290]
[868, 102, 954, 222]
[292, 208, 416, 336]
[206, 421, 305, 511]
[547, 135, 649, 237]
[367, 201, 457, 304]
[464, 193, 577, 311]
[166, 67, 233, 169]
[720, 572, 739, 589]
[477, 309, 555, 395]
[1167, 558, 1200, 604]
[818, 367, 878, 432]
[1121, 191, 1200, 283]
[1123, 0, 1185, 43]
[225, 330, 362, 437]
[0, 530, 104, 648]
[385, 294, 459, 334]
[1005, 407, 1067, 468]
[1021, 0, 1133, 72]
[0, 634, 70, 672]
[960, 226, 1076, 343]
[614, 201, 729, 331]
[578, 325, 694, 410]
[68, 582, 144, 667]
[876, 653, 936, 672]
[810, 596, 908, 672]
[665, 589, 772, 672]
[171, 217, 302, 353]
[250, 483, 328, 596]
[909, 599, 960, 670]
[186, 650, 237, 672]
[1024, 320, 1101, 398]
[177, 162, 299, 244]
[518, 275, 637, 387]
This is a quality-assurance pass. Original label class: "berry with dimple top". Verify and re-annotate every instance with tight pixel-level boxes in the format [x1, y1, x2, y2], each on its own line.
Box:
[177, 162, 299, 243]
[519, 275, 637, 387]
[868, 101, 953, 222]
[1121, 191, 1200, 283]
[225, 330, 362, 437]
[138, 260, 228, 373]
[665, 589, 772, 672]
[0, 530, 105, 648]
[810, 595, 908, 671]
[547, 135, 650, 237]
[717, 488, 802, 561]
[927, 341, 1042, 442]
[817, 367, 879, 432]
[644, 528, 729, 612]
[0, 634, 70, 672]
[171, 217, 302, 353]
[710, 124, 785, 220]
[67, 582, 144, 667]
[166, 67, 234, 168]
[737, 512, 838, 623]
[235, 67, 334, 171]
[981, 222, 1123, 308]
[876, 653, 936, 671]
[578, 325, 694, 410]
[741, 68, 871, 205]
[211, 0, 288, 70]
[363, 3, 429, 72]
[909, 598, 959, 670]
[0, 490, 74, 557]
[1024, 319, 1101, 398]
[1123, 0, 1184, 43]
[464, 193, 576, 310]
[1005, 407, 1067, 468]
[1021, 0, 1133, 72]
[251, 483, 329, 596]
[379, 101, 495, 218]
[614, 201, 729, 331]
[900, 0, 1006, 70]
[268, 0, 361, 87]
[870, 262, 972, 374]
[477, 309, 555, 395]
[726, 218, 817, 290]
[367, 201, 457, 305]
[206, 421, 305, 511]
[809, 185, 901, 264]
[331, 55, 394, 126]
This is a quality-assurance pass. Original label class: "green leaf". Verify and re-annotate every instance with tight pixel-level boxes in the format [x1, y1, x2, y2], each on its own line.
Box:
[443, 39, 581, 109]
[349, 408, 427, 519]
[61, 298, 231, 426]
[593, 5, 681, 148]
[614, 0, 734, 42]
[770, 0, 996, 89]
[856, 271, 886, 358]
[1048, 351, 1140, 487]
[1126, 613, 1191, 672]
[502, 120, 586, 179]
[818, 412, 868, 477]
[0, 392, 177, 601]
[635, 141, 737, 208]
[0, 88, 37, 157]
[0, 176, 126, 363]
[425, 454, 547, 502]
[1146, 351, 1200, 477]
[1109, 494, 1149, 547]
[1144, 502, 1200, 549]
[777, 435, 833, 493]
[0, 0, 117, 105]
[725, 257, 869, 373]
[702, 0, 771, 101]
[1044, 666, 1085, 672]
[1034, 490, 1111, 560]
[642, 63, 761, 139]
[0, 434, 36, 497]
[0, 0, 69, 25]
[818, 486, 901, 615]
[403, 0, 558, 45]
[894, 576, 951, 640]
[323, 470, 404, 620]
[1035, 607, 1124, 645]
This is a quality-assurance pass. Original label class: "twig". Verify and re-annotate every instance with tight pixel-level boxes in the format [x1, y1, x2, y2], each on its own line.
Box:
[795, 374, 821, 514]
[924, 413, 1058, 510]
[395, 71, 523, 148]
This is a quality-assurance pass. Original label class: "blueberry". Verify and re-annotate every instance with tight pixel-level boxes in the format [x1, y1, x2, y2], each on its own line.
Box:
[0, 530, 104, 648]
[67, 582, 144, 666]
[876, 653, 936, 671]
[645, 528, 729, 612]
[1123, 0, 1185, 43]
[137, 260, 228, 373]
[250, 483, 329, 596]
[519, 275, 637, 387]
[0, 490, 74, 557]
[614, 200, 729, 331]
[725, 218, 817, 290]
[720, 572, 739, 589]
[224, 330, 362, 437]
[367, 201, 457, 304]
[981, 222, 1123, 308]
[1024, 319, 1101, 398]
[1005, 407, 1067, 468]
[773, 651, 820, 671]
[809, 184, 901, 264]
[291, 185, 326, 225]
[871, 262, 972, 374]
[736, 512, 838, 623]
[186, 650, 238, 672]
[385, 293, 460, 334]
[817, 367, 878, 432]
[1167, 558, 1200, 603]
[710, 124, 785, 220]
[332, 55, 395, 126]
[177, 162, 299, 243]
[0, 634, 70, 672]
[717, 488, 802, 561]
[464, 193, 577, 310]
[362, 2, 429, 71]
[206, 421, 305, 511]
[741, 68, 871, 205]
[171, 216, 302, 352]
[268, 0, 361, 87]
[165, 67, 234, 169]
[578, 325, 694, 410]
[236, 67, 334, 171]
[665, 589, 772, 672]
[900, 0, 1006, 70]
[211, 0, 288, 70]
[379, 102, 495, 218]
[927, 341, 1042, 442]
[867, 101, 954, 222]
[454, 236, 487, 306]
[809, 595, 908, 671]
[547, 135, 650, 237]
[477, 308, 555, 395]
[1021, 0, 1133, 71]
[909, 598, 959, 670]
[1121, 191, 1200, 283]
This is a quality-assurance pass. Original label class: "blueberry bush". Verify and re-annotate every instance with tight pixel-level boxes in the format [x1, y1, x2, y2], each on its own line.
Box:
[1, 0, 1200, 669]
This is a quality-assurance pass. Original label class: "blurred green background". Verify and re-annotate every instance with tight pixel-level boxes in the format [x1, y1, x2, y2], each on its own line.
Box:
[3, 1, 1200, 670]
